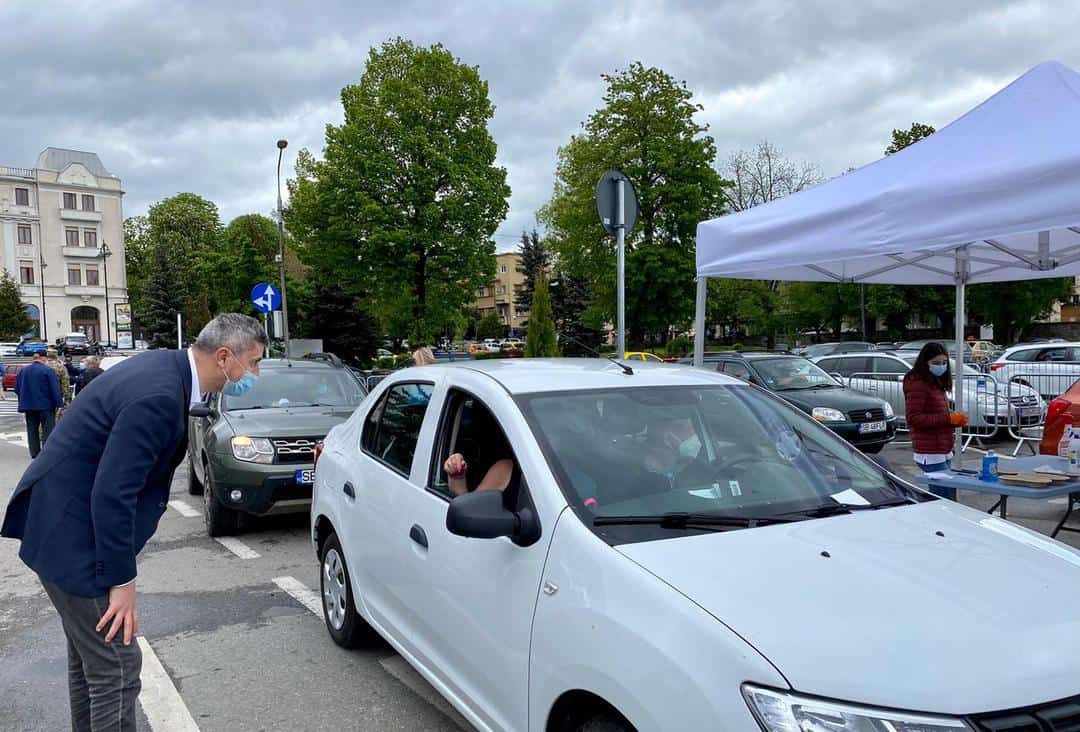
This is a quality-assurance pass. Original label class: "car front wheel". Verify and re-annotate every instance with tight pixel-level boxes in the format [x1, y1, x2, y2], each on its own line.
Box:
[203, 465, 239, 537]
[187, 457, 204, 496]
[577, 713, 635, 732]
[320, 532, 377, 648]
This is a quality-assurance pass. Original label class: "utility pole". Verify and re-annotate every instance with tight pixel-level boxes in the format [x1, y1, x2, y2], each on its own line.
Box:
[276, 139, 291, 359]
[100, 241, 112, 347]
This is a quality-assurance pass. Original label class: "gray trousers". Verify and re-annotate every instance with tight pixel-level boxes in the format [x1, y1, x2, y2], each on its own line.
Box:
[41, 578, 141, 731]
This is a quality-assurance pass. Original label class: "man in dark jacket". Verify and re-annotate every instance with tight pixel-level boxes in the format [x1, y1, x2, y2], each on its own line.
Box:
[78, 355, 105, 394]
[1, 313, 266, 731]
[14, 352, 63, 458]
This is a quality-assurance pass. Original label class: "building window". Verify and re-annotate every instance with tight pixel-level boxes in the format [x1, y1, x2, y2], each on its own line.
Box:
[500, 264, 507, 273]
[65, 228, 80, 247]
[85, 265, 100, 286]
[82, 194, 95, 211]
[496, 285, 505, 295]
[63, 192, 76, 209]
[478, 287, 488, 297]
[84, 230, 97, 248]
[19, 261, 34, 285]
[14, 188, 29, 206]
[67, 267, 82, 286]
[17, 225, 31, 245]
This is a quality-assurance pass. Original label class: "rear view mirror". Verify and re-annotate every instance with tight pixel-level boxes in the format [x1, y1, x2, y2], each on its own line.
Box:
[189, 402, 216, 419]
[446, 491, 541, 547]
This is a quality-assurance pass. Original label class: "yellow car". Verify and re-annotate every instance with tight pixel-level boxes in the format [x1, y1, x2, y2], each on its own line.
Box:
[624, 351, 665, 363]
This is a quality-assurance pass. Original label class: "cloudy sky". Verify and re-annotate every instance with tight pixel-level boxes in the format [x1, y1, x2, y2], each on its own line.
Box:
[3, 0, 1077, 250]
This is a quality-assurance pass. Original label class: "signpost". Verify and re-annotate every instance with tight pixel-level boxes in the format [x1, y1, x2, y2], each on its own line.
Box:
[596, 170, 639, 360]
[252, 283, 282, 358]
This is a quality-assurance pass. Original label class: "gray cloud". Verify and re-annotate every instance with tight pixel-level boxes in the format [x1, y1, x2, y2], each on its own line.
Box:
[1, 0, 1075, 251]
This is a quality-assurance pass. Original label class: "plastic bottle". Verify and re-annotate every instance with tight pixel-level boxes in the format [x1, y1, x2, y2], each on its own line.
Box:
[981, 450, 999, 482]
[1059, 424, 1074, 458]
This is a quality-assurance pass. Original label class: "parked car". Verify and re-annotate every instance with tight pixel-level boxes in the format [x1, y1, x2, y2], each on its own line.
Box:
[798, 341, 877, 359]
[482, 338, 502, 353]
[188, 353, 366, 536]
[813, 351, 1044, 431]
[679, 352, 896, 452]
[15, 338, 48, 356]
[1039, 379, 1080, 454]
[312, 358, 1080, 730]
[896, 339, 979, 366]
[56, 332, 101, 357]
[623, 351, 665, 363]
[990, 341, 1080, 400]
[0, 342, 18, 358]
[3, 364, 26, 391]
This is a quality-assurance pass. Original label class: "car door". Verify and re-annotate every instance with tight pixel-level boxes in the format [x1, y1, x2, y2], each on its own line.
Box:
[387, 383, 555, 732]
[870, 356, 908, 419]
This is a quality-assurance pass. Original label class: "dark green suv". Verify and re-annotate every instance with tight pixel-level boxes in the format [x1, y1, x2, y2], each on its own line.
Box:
[187, 354, 367, 536]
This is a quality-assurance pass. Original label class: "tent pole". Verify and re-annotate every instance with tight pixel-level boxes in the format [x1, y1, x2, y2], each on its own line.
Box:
[693, 276, 707, 366]
[954, 248, 968, 468]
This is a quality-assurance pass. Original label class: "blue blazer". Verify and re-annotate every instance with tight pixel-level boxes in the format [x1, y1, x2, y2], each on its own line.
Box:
[15, 361, 62, 413]
[1, 350, 192, 597]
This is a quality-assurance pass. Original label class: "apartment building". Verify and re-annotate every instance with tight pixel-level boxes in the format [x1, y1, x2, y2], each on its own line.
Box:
[0, 148, 127, 343]
[474, 252, 527, 333]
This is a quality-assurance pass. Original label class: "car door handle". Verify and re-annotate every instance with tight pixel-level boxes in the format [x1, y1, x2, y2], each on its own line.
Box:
[409, 524, 428, 549]
[343, 482, 355, 499]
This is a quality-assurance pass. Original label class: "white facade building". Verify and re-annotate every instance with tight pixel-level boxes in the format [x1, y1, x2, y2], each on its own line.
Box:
[0, 148, 127, 344]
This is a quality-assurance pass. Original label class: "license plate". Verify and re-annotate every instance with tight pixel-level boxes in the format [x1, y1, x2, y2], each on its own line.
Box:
[859, 420, 886, 434]
[1020, 407, 1041, 418]
[295, 469, 314, 485]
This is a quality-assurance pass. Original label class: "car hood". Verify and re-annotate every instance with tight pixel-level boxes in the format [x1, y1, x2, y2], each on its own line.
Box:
[616, 501, 1080, 714]
[222, 407, 355, 437]
[774, 385, 888, 414]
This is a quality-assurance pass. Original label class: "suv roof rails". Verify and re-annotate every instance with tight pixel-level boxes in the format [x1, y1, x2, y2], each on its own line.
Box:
[301, 352, 344, 368]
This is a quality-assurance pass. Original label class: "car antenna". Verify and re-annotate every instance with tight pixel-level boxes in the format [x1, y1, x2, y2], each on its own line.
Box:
[558, 332, 633, 375]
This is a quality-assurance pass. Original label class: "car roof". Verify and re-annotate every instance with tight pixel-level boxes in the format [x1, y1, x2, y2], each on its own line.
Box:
[1005, 341, 1080, 352]
[393, 358, 743, 394]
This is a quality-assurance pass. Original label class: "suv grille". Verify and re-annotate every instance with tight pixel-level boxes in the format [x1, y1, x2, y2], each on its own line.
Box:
[970, 695, 1080, 731]
[273, 437, 321, 463]
[848, 408, 886, 423]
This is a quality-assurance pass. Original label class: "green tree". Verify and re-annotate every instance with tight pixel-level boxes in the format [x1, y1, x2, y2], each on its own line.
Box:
[551, 268, 602, 355]
[186, 292, 212, 337]
[885, 122, 936, 155]
[515, 229, 549, 320]
[476, 312, 504, 340]
[525, 273, 558, 357]
[123, 215, 152, 324]
[540, 62, 728, 342]
[142, 240, 189, 348]
[287, 37, 510, 344]
[144, 193, 224, 323]
[293, 279, 380, 365]
[0, 271, 32, 339]
[216, 214, 280, 313]
[970, 278, 1073, 344]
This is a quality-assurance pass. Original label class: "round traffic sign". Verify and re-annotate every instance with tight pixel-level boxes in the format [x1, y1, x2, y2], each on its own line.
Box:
[595, 169, 639, 237]
[251, 282, 282, 313]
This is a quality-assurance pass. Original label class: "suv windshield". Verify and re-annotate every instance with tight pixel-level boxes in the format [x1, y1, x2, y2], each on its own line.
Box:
[222, 368, 364, 411]
[65, 335, 87, 343]
[752, 357, 838, 390]
[518, 385, 919, 542]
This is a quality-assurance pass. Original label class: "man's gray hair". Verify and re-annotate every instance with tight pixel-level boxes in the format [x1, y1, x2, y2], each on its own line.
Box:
[193, 313, 269, 354]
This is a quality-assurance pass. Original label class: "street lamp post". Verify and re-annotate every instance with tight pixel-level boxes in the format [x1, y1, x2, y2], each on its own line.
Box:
[100, 241, 112, 346]
[276, 139, 291, 359]
[38, 255, 47, 340]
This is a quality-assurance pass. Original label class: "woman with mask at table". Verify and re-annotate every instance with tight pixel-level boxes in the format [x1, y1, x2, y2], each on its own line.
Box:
[903, 342, 968, 499]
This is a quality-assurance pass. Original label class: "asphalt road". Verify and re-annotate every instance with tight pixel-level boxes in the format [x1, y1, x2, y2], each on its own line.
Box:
[1, 416, 1079, 731]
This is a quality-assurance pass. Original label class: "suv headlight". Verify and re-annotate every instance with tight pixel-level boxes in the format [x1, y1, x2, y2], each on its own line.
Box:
[812, 407, 846, 422]
[231, 435, 274, 464]
[882, 401, 894, 418]
[743, 685, 970, 731]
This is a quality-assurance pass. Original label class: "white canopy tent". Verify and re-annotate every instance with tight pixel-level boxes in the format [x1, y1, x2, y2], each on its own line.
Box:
[693, 60, 1080, 461]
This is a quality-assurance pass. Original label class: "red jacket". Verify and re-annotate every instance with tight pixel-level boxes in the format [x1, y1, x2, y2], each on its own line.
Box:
[903, 372, 954, 454]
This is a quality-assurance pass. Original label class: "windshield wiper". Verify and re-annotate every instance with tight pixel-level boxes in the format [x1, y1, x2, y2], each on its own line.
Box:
[593, 512, 795, 530]
[778, 496, 916, 519]
[227, 405, 265, 411]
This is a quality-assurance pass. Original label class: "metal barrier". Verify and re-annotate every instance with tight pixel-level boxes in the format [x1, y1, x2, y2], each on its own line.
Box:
[1007, 372, 1053, 456]
[991, 361, 1080, 402]
[843, 373, 909, 440]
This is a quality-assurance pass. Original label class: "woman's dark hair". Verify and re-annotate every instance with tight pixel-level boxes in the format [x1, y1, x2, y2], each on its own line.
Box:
[911, 342, 952, 391]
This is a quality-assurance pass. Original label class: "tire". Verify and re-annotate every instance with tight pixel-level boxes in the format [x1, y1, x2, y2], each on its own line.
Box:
[578, 714, 635, 732]
[186, 457, 204, 496]
[203, 465, 240, 537]
[861, 443, 885, 454]
[320, 533, 377, 648]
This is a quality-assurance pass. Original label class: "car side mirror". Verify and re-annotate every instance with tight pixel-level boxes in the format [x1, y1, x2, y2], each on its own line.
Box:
[446, 491, 541, 547]
[189, 402, 217, 419]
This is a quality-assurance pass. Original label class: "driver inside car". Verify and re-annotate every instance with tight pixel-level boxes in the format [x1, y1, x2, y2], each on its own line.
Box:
[443, 452, 513, 496]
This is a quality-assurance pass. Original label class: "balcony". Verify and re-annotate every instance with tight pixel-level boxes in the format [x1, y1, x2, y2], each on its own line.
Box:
[0, 166, 34, 179]
[59, 207, 102, 223]
[65, 285, 105, 297]
[64, 246, 104, 259]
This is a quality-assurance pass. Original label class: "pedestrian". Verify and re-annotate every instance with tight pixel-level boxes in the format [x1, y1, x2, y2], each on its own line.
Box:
[0, 313, 267, 731]
[903, 341, 968, 499]
[14, 352, 63, 458]
[412, 346, 436, 366]
[79, 356, 104, 394]
[46, 348, 71, 404]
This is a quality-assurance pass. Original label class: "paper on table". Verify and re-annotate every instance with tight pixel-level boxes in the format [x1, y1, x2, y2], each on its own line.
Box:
[830, 488, 871, 506]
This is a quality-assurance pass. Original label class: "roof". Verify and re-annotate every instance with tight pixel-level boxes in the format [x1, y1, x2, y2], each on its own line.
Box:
[34, 147, 115, 178]
[397, 358, 742, 394]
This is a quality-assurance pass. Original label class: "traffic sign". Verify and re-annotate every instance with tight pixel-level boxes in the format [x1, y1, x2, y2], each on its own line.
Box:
[595, 169, 638, 236]
[251, 283, 281, 313]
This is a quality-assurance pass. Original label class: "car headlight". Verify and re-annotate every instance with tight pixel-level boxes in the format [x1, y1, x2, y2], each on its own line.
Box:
[882, 401, 894, 418]
[812, 407, 846, 422]
[231, 435, 274, 464]
[743, 685, 970, 731]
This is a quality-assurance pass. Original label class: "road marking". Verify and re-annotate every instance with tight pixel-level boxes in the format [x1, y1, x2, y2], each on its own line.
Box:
[272, 576, 322, 617]
[137, 637, 200, 732]
[214, 537, 260, 559]
[167, 500, 200, 518]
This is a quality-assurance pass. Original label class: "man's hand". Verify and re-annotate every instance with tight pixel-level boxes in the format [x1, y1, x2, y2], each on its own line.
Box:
[96, 581, 138, 646]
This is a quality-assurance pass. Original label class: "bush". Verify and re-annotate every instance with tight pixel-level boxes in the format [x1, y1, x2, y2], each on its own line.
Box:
[666, 336, 693, 356]
[731, 342, 745, 351]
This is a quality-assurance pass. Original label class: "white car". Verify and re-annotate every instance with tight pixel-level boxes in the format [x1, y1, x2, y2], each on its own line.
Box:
[991, 341, 1080, 400]
[814, 352, 1044, 431]
[482, 338, 502, 353]
[0, 342, 18, 358]
[311, 359, 1080, 730]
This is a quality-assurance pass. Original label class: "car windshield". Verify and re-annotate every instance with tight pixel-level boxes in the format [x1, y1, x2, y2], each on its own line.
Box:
[752, 357, 838, 390]
[66, 335, 87, 343]
[222, 368, 365, 411]
[518, 385, 918, 541]
[896, 355, 979, 375]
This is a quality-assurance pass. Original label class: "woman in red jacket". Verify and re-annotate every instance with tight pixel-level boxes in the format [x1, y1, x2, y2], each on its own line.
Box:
[903, 342, 968, 498]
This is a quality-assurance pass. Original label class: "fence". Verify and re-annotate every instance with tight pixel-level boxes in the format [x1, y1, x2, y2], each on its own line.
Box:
[1004, 370, 1073, 456]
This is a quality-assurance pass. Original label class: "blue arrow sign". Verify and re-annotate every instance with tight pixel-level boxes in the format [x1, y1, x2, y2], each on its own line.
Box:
[251, 283, 281, 313]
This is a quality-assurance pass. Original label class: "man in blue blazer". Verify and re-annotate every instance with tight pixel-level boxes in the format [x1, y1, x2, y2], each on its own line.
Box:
[14, 351, 63, 457]
[1, 313, 267, 731]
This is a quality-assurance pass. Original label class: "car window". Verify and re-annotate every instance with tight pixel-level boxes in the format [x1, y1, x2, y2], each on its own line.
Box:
[754, 358, 838, 389]
[363, 383, 433, 475]
[721, 361, 752, 381]
[815, 357, 837, 374]
[831, 356, 869, 378]
[1037, 348, 1071, 362]
[871, 357, 907, 375]
[1007, 348, 1038, 362]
